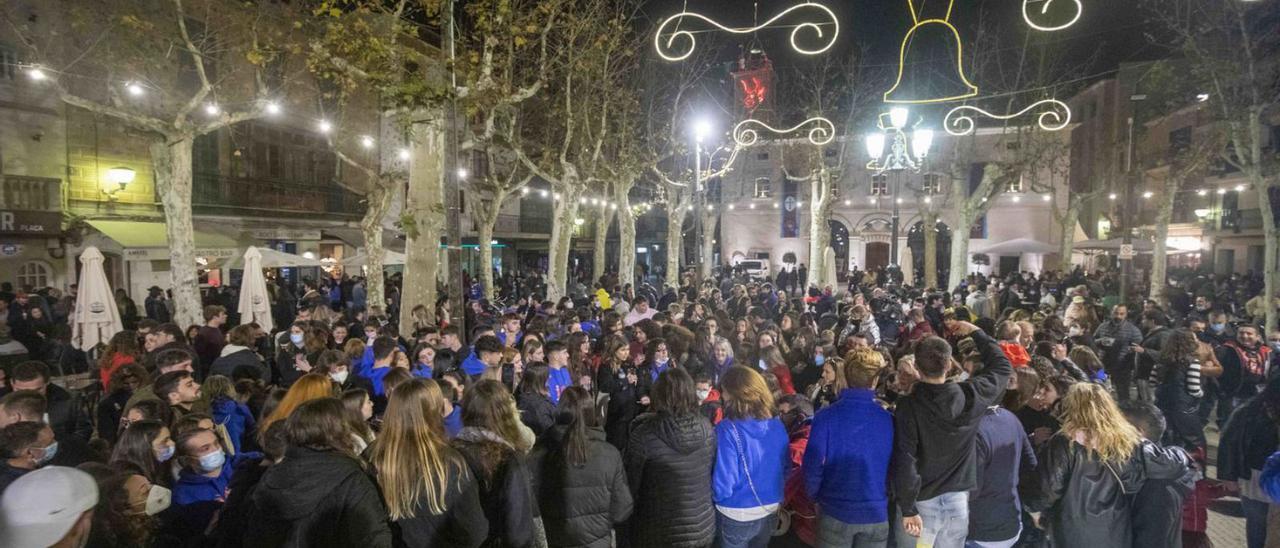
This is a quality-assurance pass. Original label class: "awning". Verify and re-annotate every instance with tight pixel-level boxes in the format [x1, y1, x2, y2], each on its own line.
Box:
[972, 238, 1058, 256]
[87, 219, 241, 260]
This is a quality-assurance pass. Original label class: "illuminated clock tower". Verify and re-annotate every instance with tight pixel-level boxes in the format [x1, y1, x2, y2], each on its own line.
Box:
[731, 48, 775, 124]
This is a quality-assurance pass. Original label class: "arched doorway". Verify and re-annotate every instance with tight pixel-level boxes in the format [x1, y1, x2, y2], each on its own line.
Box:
[865, 242, 890, 271]
[907, 220, 952, 286]
[828, 220, 849, 281]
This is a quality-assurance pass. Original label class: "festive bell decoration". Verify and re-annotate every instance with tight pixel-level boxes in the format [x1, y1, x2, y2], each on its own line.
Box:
[884, 0, 978, 104]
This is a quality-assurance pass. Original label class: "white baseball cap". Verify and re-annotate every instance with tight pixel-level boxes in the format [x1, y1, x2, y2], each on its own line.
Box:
[0, 466, 98, 548]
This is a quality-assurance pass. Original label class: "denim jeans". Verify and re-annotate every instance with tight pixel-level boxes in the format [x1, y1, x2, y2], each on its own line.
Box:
[816, 514, 888, 548]
[914, 492, 969, 548]
[1241, 496, 1269, 548]
[717, 511, 778, 548]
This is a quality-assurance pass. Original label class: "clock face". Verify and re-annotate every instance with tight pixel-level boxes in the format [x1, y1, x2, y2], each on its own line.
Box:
[784, 196, 797, 212]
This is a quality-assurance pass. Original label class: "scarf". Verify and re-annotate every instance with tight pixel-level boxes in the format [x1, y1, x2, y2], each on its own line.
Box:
[219, 344, 250, 358]
[1226, 341, 1271, 378]
[455, 427, 513, 449]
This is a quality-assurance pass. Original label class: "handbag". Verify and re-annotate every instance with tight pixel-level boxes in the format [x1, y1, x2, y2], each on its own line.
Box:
[728, 423, 787, 535]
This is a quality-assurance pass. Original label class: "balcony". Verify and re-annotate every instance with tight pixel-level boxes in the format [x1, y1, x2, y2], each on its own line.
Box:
[192, 173, 363, 219]
[1, 175, 60, 211]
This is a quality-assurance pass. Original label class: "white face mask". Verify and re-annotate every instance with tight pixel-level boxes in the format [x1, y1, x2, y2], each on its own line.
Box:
[331, 370, 350, 384]
[696, 389, 711, 402]
[142, 484, 172, 516]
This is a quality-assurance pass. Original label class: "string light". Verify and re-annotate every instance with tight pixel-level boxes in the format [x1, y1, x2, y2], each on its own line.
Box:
[398, 148, 411, 160]
[1108, 193, 1117, 200]
[728, 204, 736, 210]
[521, 188, 530, 196]
[1042, 194, 1052, 202]
[885, 0, 979, 104]
[360, 136, 375, 149]
[1012, 195, 1022, 203]
[27, 66, 47, 81]
[772, 202, 779, 208]
[317, 120, 332, 133]
[654, 2, 839, 62]
[1142, 191, 1153, 199]
[1022, 0, 1083, 32]
[457, 168, 468, 179]
[896, 198, 904, 204]
[706, 204, 715, 211]
[126, 82, 145, 96]
[733, 117, 836, 147]
[749, 203, 756, 209]
[610, 203, 618, 210]
[553, 193, 561, 200]
[944, 99, 1071, 136]
[1196, 189, 1207, 196]
[1235, 184, 1247, 192]
[264, 101, 282, 115]
[1217, 188, 1227, 195]
[579, 197, 588, 205]
[923, 196, 932, 204]
[539, 189, 549, 198]
[204, 103, 221, 116]
[844, 199, 852, 206]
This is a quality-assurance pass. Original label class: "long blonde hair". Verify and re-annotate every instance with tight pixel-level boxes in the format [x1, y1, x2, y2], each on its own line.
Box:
[372, 379, 455, 519]
[1058, 383, 1141, 463]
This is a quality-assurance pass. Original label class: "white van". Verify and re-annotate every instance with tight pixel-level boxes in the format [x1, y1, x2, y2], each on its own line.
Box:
[738, 259, 770, 281]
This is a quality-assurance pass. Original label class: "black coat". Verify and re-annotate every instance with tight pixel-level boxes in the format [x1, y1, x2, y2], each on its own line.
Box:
[42, 383, 93, 442]
[243, 447, 391, 548]
[1029, 436, 1189, 548]
[527, 426, 632, 548]
[516, 392, 556, 438]
[209, 348, 269, 381]
[596, 363, 639, 452]
[451, 429, 536, 548]
[389, 451, 489, 548]
[1217, 393, 1279, 484]
[624, 412, 716, 548]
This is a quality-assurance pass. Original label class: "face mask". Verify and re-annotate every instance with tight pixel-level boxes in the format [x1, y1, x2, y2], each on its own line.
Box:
[331, 370, 350, 384]
[156, 443, 176, 463]
[696, 389, 711, 402]
[197, 450, 226, 473]
[140, 485, 172, 516]
[1211, 323, 1226, 333]
[289, 333, 305, 346]
[1069, 326, 1082, 337]
[35, 442, 58, 466]
[758, 359, 768, 370]
[814, 354, 825, 366]
[655, 358, 669, 367]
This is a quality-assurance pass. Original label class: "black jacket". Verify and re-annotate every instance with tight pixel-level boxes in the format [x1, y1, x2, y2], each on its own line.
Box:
[1217, 393, 1279, 484]
[243, 447, 391, 548]
[42, 383, 93, 442]
[516, 392, 556, 439]
[891, 329, 1012, 516]
[389, 451, 490, 548]
[596, 363, 639, 452]
[212, 456, 271, 548]
[624, 411, 716, 548]
[451, 428, 536, 548]
[1029, 436, 1189, 548]
[209, 348, 269, 382]
[527, 426, 632, 548]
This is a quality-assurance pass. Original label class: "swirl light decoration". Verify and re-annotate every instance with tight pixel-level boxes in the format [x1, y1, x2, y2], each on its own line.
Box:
[654, 2, 839, 62]
[943, 99, 1072, 136]
[733, 117, 836, 147]
[1022, 0, 1083, 32]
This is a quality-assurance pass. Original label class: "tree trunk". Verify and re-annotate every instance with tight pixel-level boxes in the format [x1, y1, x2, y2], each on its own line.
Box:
[1148, 180, 1179, 307]
[593, 208, 614, 283]
[150, 137, 202, 328]
[700, 210, 716, 280]
[615, 187, 636, 288]
[399, 115, 446, 330]
[478, 209, 497, 301]
[664, 202, 684, 289]
[949, 210, 973, 290]
[361, 180, 394, 314]
[546, 184, 580, 301]
[923, 211, 939, 289]
[808, 176, 834, 289]
[1257, 178, 1278, 332]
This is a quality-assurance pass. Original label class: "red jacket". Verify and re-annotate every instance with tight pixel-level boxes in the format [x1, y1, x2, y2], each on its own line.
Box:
[771, 364, 797, 395]
[99, 353, 137, 390]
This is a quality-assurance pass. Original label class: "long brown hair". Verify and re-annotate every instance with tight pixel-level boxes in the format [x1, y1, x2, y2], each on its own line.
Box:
[720, 366, 776, 420]
[259, 374, 335, 442]
[461, 380, 531, 453]
[98, 330, 141, 370]
[284, 398, 356, 457]
[600, 334, 629, 373]
[553, 386, 599, 467]
[372, 379, 457, 519]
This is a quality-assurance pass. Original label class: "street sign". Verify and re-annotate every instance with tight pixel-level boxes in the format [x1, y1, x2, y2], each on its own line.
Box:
[1119, 244, 1134, 260]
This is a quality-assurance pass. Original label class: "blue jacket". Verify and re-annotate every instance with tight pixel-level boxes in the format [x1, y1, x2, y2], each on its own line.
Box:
[411, 362, 434, 380]
[713, 417, 789, 510]
[803, 389, 894, 524]
[443, 405, 463, 438]
[547, 366, 572, 405]
[172, 452, 261, 535]
[210, 397, 256, 454]
[461, 352, 487, 377]
[366, 366, 393, 397]
[1262, 451, 1280, 503]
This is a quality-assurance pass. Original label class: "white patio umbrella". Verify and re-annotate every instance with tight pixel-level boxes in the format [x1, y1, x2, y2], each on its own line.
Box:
[220, 247, 322, 269]
[71, 246, 123, 350]
[236, 247, 274, 333]
[341, 249, 407, 267]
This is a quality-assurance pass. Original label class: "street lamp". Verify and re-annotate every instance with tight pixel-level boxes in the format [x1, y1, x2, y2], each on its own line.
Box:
[103, 166, 136, 200]
[690, 116, 715, 283]
[865, 107, 933, 270]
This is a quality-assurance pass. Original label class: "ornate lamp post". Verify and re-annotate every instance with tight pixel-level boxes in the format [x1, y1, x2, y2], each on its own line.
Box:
[865, 107, 933, 266]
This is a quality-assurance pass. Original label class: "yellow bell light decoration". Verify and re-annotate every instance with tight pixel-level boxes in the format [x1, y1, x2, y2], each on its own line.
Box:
[943, 99, 1072, 136]
[884, 0, 979, 104]
[733, 117, 836, 147]
[654, 2, 838, 62]
[1022, 0, 1083, 32]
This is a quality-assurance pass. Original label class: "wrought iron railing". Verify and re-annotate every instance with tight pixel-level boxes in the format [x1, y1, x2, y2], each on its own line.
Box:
[192, 173, 363, 217]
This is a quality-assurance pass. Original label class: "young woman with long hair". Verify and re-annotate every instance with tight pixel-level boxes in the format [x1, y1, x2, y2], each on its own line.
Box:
[1033, 383, 1189, 548]
[528, 386, 632, 547]
[1152, 329, 1209, 451]
[516, 365, 555, 438]
[257, 373, 336, 444]
[451, 380, 536, 547]
[758, 346, 796, 396]
[98, 330, 142, 390]
[626, 367, 717, 548]
[595, 334, 639, 451]
[109, 419, 175, 488]
[564, 331, 593, 381]
[372, 379, 487, 547]
[713, 366, 790, 548]
[245, 398, 392, 547]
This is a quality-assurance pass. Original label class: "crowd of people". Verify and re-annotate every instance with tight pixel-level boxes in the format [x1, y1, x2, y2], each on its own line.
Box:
[0, 263, 1277, 548]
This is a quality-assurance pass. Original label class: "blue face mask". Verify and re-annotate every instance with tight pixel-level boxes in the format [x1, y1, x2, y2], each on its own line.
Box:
[814, 354, 825, 366]
[156, 444, 176, 463]
[1211, 323, 1226, 333]
[36, 441, 58, 466]
[197, 450, 226, 473]
[290, 333, 305, 346]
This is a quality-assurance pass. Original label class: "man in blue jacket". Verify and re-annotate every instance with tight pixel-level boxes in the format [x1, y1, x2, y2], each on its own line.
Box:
[803, 347, 894, 546]
[170, 427, 261, 539]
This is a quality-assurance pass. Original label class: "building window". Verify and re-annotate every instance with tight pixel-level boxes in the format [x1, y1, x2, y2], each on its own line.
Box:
[921, 173, 942, 195]
[756, 152, 770, 161]
[1005, 175, 1024, 193]
[824, 148, 837, 158]
[871, 175, 890, 196]
[754, 177, 772, 198]
[16, 261, 51, 289]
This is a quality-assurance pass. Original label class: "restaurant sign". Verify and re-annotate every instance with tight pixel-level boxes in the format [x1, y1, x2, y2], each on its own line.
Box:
[0, 210, 61, 236]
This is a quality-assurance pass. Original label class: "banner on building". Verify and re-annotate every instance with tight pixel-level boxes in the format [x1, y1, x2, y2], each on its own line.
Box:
[781, 178, 799, 238]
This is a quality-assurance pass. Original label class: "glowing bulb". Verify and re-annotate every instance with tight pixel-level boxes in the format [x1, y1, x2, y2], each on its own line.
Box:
[749, 203, 756, 209]
[457, 168, 468, 179]
[1142, 191, 1154, 199]
[1217, 188, 1226, 195]
[1108, 193, 1118, 200]
[889, 107, 910, 129]
[264, 101, 282, 115]
[728, 204, 736, 210]
[1042, 194, 1052, 202]
[204, 103, 220, 116]
[869, 197, 877, 204]
[1235, 184, 1246, 192]
[574, 218, 584, 226]
[772, 202, 779, 209]
[1012, 195, 1022, 203]
[318, 120, 332, 133]
[553, 193, 561, 200]
[706, 204, 714, 211]
[1196, 189, 1207, 196]
[923, 196, 932, 204]
[693, 118, 712, 142]
[126, 82, 145, 96]
[27, 67, 47, 81]
[521, 188, 530, 195]
[360, 136, 375, 149]
[844, 199, 851, 206]
[1196, 93, 1210, 102]
[896, 198, 903, 204]
[610, 203, 618, 210]
[539, 189, 549, 198]
[912, 129, 934, 158]
[398, 149, 411, 160]
[796, 201, 804, 207]
[579, 197, 588, 205]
